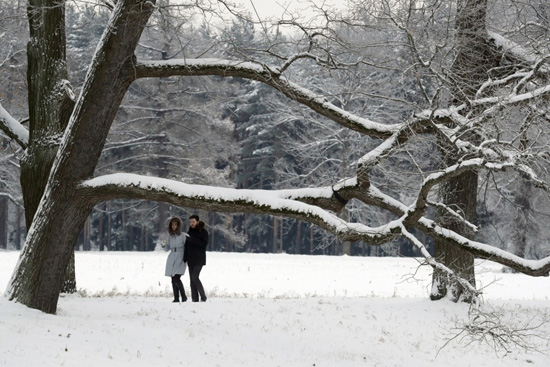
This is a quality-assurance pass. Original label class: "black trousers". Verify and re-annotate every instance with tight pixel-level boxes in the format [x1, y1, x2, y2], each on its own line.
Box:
[188, 265, 206, 301]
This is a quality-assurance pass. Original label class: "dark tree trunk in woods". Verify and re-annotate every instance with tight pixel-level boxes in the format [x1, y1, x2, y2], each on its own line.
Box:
[98, 206, 105, 251]
[295, 221, 301, 254]
[508, 173, 535, 269]
[0, 195, 7, 249]
[273, 217, 279, 253]
[15, 204, 22, 250]
[431, 167, 478, 301]
[107, 202, 113, 251]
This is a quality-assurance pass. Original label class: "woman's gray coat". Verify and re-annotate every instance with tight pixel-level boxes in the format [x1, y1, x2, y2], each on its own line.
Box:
[165, 233, 187, 276]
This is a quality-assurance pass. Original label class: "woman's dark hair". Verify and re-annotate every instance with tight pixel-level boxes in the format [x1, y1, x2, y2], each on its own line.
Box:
[189, 214, 200, 221]
[168, 217, 182, 235]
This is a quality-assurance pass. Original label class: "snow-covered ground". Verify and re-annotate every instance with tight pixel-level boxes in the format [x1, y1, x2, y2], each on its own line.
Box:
[1, 251, 549, 366]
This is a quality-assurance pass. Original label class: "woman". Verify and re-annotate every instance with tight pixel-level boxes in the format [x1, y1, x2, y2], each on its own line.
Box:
[165, 217, 188, 302]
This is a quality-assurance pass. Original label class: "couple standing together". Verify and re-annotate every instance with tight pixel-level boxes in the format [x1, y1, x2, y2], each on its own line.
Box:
[165, 215, 208, 303]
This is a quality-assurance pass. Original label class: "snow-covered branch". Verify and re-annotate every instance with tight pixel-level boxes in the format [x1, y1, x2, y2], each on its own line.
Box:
[367, 186, 550, 277]
[405, 158, 517, 225]
[400, 226, 481, 299]
[78, 173, 399, 244]
[0, 102, 28, 149]
[427, 200, 478, 233]
[133, 58, 401, 139]
[77, 173, 550, 277]
[488, 31, 545, 67]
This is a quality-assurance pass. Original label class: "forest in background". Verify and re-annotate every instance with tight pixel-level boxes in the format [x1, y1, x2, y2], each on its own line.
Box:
[1, 0, 549, 260]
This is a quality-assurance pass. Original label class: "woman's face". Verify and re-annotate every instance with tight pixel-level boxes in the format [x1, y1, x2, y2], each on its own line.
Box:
[171, 221, 178, 231]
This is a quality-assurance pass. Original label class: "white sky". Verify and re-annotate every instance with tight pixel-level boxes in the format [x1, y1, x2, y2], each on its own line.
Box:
[237, 0, 344, 21]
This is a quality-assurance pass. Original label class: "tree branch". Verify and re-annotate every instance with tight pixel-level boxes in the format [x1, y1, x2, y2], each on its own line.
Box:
[78, 173, 399, 244]
[133, 58, 401, 139]
[0, 192, 22, 207]
[0, 102, 28, 149]
[77, 173, 550, 277]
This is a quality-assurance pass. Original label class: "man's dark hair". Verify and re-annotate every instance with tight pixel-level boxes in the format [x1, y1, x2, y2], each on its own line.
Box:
[189, 214, 200, 221]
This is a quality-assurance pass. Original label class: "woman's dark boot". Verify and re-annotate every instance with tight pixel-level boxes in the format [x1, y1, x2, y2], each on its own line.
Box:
[172, 283, 180, 302]
[176, 280, 187, 302]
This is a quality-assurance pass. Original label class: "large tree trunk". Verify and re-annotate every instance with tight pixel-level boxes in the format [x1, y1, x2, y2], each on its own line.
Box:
[431, 0, 501, 302]
[21, 0, 75, 228]
[6, 0, 156, 314]
[431, 168, 477, 302]
[20, 0, 77, 293]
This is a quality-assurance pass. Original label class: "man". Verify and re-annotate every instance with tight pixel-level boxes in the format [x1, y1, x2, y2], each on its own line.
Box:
[184, 214, 209, 302]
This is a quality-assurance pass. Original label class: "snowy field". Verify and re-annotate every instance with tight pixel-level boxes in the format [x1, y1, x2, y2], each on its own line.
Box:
[1, 251, 549, 366]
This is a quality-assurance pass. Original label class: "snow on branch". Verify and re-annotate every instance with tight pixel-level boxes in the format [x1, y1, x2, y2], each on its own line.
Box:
[0, 192, 22, 206]
[78, 173, 400, 244]
[78, 172, 550, 277]
[363, 185, 550, 277]
[404, 158, 490, 224]
[488, 31, 542, 66]
[0, 102, 28, 149]
[133, 58, 401, 139]
[400, 225, 481, 299]
[427, 200, 478, 233]
[472, 83, 550, 108]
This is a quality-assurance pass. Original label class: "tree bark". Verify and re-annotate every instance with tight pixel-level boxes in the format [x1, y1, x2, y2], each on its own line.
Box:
[431, 0, 502, 302]
[21, 0, 75, 228]
[20, 0, 78, 294]
[7, 0, 156, 314]
[60, 251, 77, 294]
[431, 168, 478, 302]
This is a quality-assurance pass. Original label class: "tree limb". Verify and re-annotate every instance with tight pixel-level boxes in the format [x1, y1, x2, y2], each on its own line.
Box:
[133, 58, 401, 139]
[77, 173, 550, 277]
[77, 173, 399, 244]
[0, 102, 28, 149]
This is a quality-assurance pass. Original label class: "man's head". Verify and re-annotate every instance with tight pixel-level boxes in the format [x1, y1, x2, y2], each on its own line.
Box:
[189, 214, 199, 228]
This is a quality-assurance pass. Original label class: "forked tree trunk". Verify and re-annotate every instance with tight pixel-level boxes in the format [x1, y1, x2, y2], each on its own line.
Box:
[7, 0, 156, 314]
